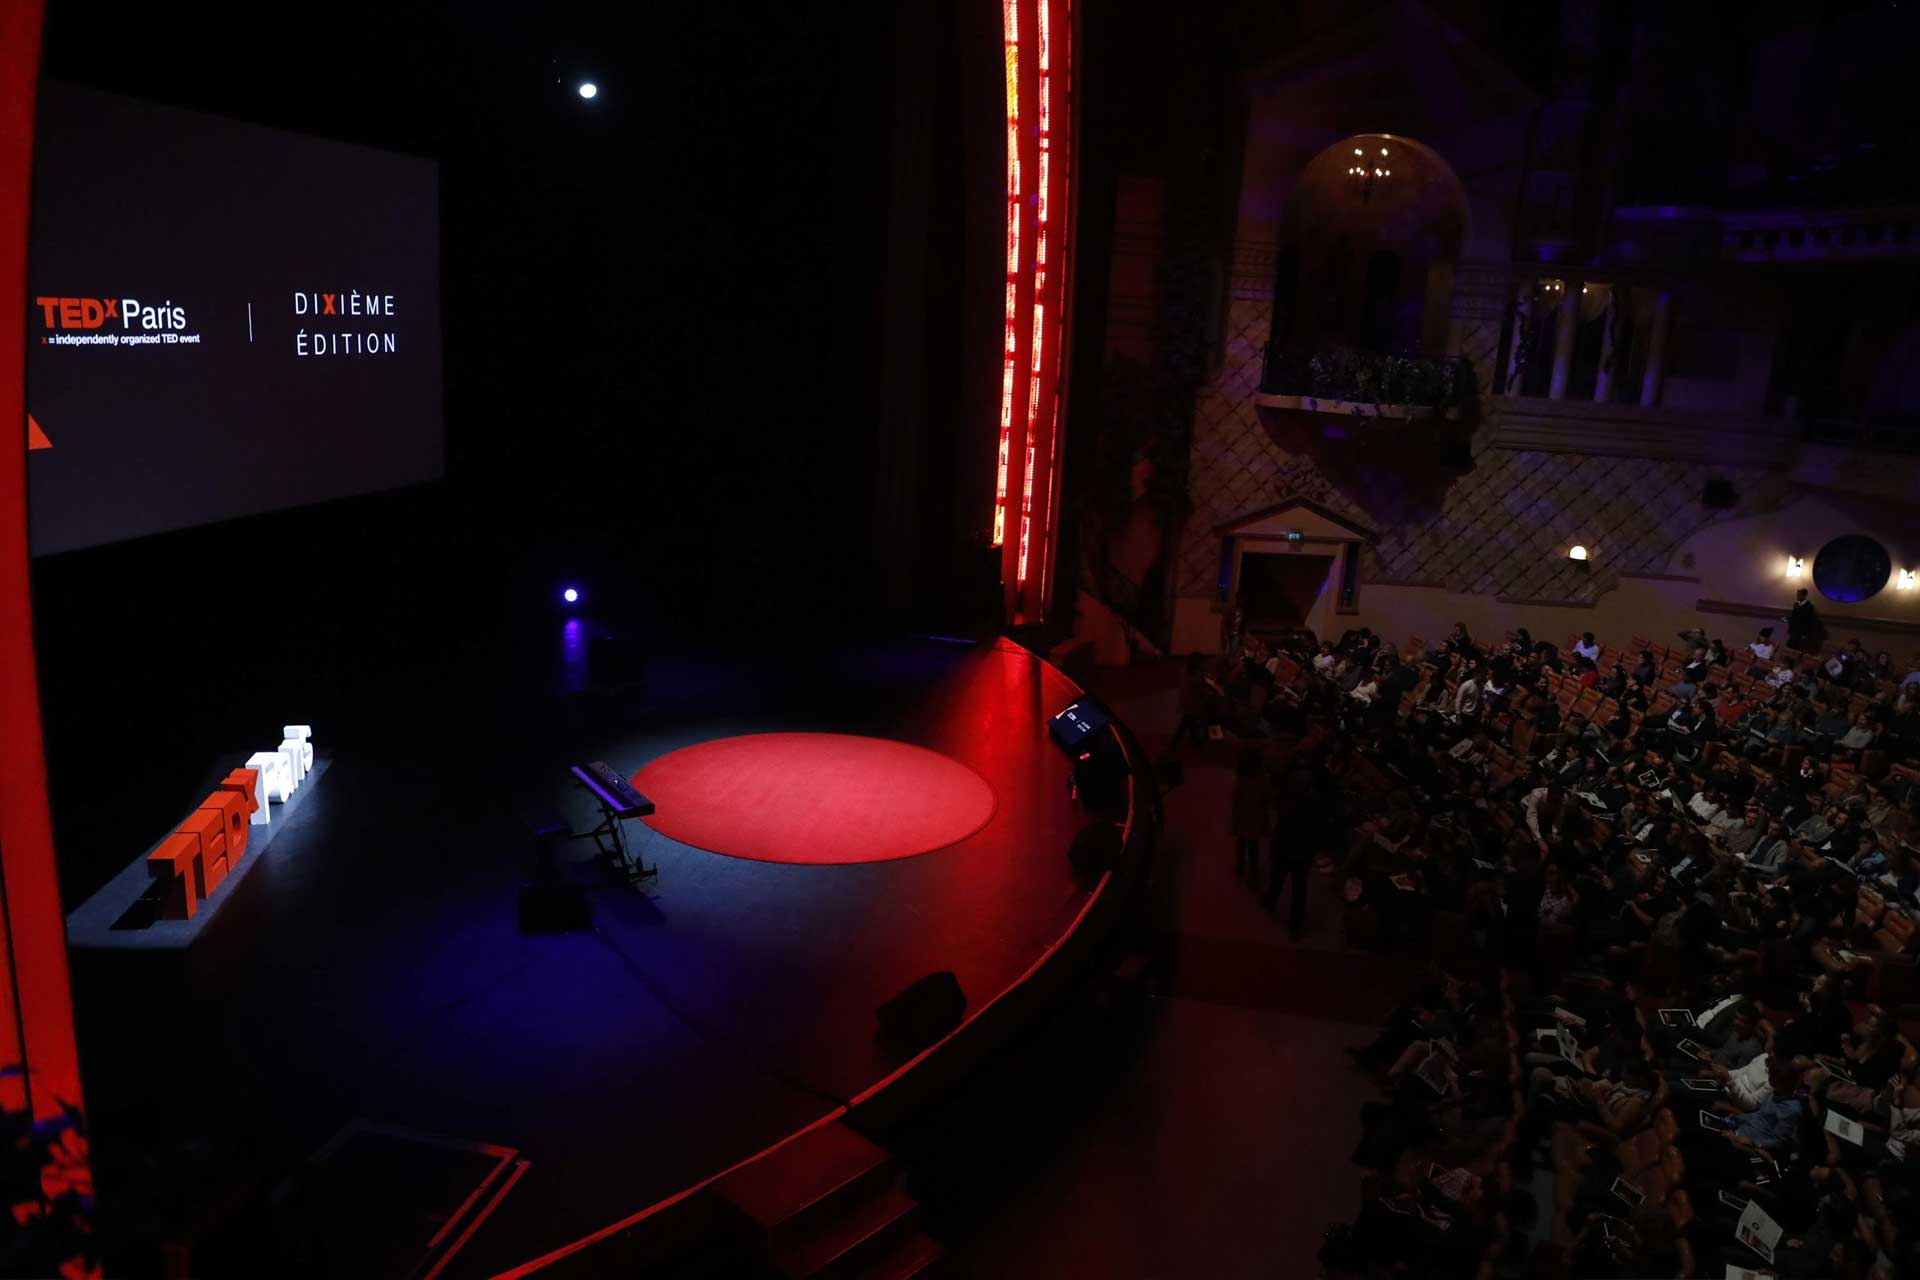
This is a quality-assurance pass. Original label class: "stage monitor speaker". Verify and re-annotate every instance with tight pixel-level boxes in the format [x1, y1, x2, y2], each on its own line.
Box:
[875, 970, 966, 1059]
[518, 883, 591, 933]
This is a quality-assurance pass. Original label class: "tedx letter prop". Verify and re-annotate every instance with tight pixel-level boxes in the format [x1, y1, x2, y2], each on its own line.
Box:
[146, 724, 311, 920]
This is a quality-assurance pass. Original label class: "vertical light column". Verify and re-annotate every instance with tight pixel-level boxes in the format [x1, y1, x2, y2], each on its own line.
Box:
[996, 0, 1075, 616]
[1015, 0, 1052, 585]
[1036, 0, 1072, 607]
[992, 0, 1021, 550]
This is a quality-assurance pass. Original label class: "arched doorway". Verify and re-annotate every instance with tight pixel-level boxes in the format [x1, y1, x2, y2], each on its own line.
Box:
[1267, 133, 1470, 358]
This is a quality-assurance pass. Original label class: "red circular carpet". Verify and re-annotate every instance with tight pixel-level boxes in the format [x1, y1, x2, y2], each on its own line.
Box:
[631, 732, 996, 865]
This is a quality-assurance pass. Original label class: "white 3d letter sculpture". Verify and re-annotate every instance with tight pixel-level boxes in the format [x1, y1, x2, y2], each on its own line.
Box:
[246, 750, 294, 805]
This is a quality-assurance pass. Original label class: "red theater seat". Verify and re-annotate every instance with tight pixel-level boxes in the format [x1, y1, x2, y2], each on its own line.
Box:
[199, 790, 250, 864]
[146, 832, 202, 920]
[174, 809, 227, 900]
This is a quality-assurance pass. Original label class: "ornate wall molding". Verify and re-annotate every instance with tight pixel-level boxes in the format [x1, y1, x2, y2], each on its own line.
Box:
[1488, 396, 1799, 467]
[1228, 238, 1278, 300]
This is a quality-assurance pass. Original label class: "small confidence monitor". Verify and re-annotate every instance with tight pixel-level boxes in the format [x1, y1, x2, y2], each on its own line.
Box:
[1048, 699, 1110, 753]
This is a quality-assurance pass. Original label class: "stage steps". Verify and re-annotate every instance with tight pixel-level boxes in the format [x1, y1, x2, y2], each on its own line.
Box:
[848, 1228, 946, 1279]
[712, 1121, 945, 1279]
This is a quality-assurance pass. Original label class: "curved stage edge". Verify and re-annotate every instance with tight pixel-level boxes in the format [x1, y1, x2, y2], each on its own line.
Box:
[484, 638, 1157, 1279]
[64, 635, 1157, 1280]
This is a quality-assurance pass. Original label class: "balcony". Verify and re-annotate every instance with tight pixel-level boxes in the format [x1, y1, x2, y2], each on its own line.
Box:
[1485, 395, 1797, 466]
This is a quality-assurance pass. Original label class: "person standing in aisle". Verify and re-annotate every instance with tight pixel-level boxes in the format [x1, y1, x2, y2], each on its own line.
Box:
[1786, 587, 1821, 652]
[1230, 747, 1272, 883]
[1263, 753, 1321, 939]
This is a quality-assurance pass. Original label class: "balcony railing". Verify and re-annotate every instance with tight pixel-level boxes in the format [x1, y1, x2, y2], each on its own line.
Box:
[1257, 343, 1477, 414]
[1804, 415, 1920, 455]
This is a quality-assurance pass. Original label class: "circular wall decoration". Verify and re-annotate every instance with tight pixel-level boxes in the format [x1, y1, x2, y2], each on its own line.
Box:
[1811, 534, 1892, 603]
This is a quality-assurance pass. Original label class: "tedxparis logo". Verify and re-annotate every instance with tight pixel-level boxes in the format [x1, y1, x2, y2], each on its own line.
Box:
[33, 289, 403, 356]
[35, 295, 198, 347]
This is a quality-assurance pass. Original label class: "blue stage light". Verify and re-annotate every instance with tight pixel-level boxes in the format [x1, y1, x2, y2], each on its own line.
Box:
[577, 82, 598, 100]
[562, 586, 580, 604]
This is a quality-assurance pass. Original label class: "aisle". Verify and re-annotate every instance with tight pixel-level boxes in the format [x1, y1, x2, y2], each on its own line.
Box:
[953, 659, 1393, 1279]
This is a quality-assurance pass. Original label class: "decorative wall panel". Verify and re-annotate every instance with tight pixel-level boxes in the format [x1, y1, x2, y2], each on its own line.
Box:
[1179, 293, 1793, 609]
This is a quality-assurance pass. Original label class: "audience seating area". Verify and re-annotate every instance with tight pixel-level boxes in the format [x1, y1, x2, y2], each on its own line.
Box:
[1188, 617, 1920, 1280]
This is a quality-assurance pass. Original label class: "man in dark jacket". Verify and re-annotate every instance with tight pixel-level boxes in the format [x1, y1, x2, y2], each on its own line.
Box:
[1787, 587, 1821, 651]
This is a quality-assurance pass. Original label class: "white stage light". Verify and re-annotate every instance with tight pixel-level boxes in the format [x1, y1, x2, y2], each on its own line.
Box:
[577, 82, 598, 100]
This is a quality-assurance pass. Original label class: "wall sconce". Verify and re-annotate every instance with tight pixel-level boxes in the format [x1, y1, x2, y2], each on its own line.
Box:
[1786, 556, 1804, 578]
[1900, 569, 1916, 591]
[1567, 545, 1591, 570]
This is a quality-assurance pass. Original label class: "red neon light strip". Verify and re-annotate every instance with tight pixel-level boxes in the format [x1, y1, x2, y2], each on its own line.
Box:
[423, 1158, 529, 1280]
[1015, 0, 1050, 585]
[993, 0, 1021, 548]
[1038, 0, 1072, 606]
[488, 1110, 846, 1280]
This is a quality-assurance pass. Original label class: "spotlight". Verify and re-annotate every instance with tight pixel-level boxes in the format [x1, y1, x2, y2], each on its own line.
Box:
[562, 586, 581, 605]
[1567, 544, 1590, 564]
[577, 81, 598, 100]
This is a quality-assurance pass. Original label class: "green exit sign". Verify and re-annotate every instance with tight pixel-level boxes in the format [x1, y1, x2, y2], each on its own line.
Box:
[1285, 529, 1304, 542]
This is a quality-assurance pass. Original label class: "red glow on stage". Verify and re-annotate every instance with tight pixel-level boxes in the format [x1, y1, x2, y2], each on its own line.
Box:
[633, 733, 996, 865]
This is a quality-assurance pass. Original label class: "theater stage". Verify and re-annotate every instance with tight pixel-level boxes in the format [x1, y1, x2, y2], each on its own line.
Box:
[69, 635, 1142, 1278]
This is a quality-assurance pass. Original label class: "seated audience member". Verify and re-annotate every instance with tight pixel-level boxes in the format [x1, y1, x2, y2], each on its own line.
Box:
[1813, 700, 1854, 741]
[1682, 645, 1714, 685]
[1600, 662, 1628, 700]
[1572, 632, 1600, 663]
[1748, 626, 1776, 662]
[1792, 663, 1822, 698]
[1716, 806, 1766, 859]
[1744, 819, 1794, 875]
[1836, 713, 1879, 757]
[1794, 803, 1837, 847]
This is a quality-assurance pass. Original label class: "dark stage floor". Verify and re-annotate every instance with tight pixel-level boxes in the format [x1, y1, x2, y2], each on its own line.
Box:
[69, 635, 1100, 1278]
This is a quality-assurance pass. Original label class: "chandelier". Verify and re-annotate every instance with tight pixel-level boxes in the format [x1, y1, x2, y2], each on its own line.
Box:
[1347, 144, 1391, 202]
